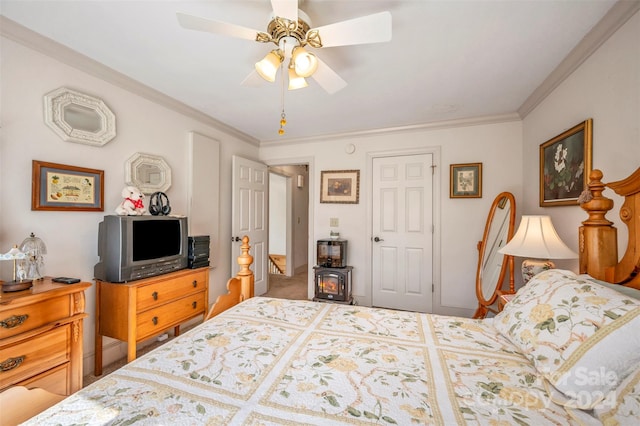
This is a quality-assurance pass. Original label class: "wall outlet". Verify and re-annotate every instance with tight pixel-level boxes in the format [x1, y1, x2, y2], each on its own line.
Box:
[330, 218, 339, 227]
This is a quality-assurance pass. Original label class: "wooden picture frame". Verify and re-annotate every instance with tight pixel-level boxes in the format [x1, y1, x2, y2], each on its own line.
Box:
[450, 163, 482, 198]
[32, 160, 104, 211]
[539, 118, 592, 207]
[320, 170, 360, 204]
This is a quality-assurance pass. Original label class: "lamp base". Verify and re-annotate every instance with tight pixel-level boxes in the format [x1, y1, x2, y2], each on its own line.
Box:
[522, 259, 555, 284]
[2, 279, 33, 292]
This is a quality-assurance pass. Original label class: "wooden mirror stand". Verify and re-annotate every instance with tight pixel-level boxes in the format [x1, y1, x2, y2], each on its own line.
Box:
[473, 192, 516, 319]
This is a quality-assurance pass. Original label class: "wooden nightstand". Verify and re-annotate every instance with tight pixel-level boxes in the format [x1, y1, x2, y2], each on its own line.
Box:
[497, 291, 516, 312]
[94, 268, 209, 376]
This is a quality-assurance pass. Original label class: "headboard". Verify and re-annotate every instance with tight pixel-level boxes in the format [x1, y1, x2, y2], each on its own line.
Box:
[579, 167, 640, 289]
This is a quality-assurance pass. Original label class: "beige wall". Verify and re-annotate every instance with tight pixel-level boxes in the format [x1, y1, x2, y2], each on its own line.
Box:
[521, 9, 640, 274]
[260, 120, 524, 316]
[0, 38, 259, 373]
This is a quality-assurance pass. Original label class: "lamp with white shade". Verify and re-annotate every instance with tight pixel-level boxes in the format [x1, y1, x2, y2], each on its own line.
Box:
[498, 215, 577, 283]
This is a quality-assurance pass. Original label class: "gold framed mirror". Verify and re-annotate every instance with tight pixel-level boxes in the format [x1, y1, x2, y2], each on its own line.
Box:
[473, 192, 516, 319]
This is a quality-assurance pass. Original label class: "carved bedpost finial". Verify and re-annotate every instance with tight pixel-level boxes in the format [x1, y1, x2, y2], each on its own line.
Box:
[580, 169, 614, 225]
[237, 236, 254, 299]
[578, 169, 617, 280]
[237, 236, 253, 277]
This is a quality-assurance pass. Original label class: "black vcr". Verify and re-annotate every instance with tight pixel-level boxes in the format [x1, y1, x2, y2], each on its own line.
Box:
[188, 235, 210, 268]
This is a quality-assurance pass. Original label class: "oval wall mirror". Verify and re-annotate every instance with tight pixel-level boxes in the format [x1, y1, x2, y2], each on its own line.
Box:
[43, 87, 116, 146]
[473, 192, 516, 319]
[125, 152, 172, 195]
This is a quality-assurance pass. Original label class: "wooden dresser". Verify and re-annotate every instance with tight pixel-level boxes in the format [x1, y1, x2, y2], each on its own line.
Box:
[94, 267, 209, 375]
[0, 278, 90, 396]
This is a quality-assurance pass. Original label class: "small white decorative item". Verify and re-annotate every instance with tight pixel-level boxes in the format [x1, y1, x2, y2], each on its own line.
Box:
[0, 246, 31, 292]
[19, 232, 47, 280]
[115, 186, 146, 216]
[330, 230, 340, 240]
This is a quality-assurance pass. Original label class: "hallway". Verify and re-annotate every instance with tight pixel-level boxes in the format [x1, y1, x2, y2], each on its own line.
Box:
[263, 265, 309, 300]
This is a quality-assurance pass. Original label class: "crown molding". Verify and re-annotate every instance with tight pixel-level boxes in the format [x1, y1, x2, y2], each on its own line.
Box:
[518, 0, 640, 118]
[260, 113, 521, 148]
[0, 16, 260, 147]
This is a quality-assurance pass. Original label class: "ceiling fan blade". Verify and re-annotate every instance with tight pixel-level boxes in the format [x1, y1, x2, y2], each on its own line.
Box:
[311, 58, 347, 94]
[309, 11, 392, 48]
[240, 70, 269, 88]
[271, 0, 298, 22]
[176, 12, 262, 41]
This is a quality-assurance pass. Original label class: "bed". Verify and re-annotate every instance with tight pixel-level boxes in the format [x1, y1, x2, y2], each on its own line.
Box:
[21, 168, 640, 425]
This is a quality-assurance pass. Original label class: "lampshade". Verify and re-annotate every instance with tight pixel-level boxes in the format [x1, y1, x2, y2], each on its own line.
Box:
[498, 215, 577, 283]
[288, 67, 308, 90]
[255, 50, 283, 82]
[0, 247, 27, 261]
[498, 215, 577, 259]
[292, 46, 318, 78]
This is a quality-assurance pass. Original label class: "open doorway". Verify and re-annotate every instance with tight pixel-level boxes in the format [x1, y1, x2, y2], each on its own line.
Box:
[265, 164, 309, 300]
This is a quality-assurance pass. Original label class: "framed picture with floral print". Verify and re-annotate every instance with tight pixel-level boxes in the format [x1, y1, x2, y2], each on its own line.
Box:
[450, 163, 482, 198]
[539, 119, 592, 207]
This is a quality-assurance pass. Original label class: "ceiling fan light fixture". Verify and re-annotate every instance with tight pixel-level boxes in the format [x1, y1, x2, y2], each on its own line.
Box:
[288, 67, 308, 90]
[255, 49, 283, 82]
[292, 46, 318, 78]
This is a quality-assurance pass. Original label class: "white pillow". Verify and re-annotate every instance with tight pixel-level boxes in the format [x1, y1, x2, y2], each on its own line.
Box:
[592, 367, 640, 425]
[494, 269, 640, 409]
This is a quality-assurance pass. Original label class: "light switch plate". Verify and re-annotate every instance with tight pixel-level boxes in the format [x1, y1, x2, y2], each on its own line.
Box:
[330, 218, 339, 227]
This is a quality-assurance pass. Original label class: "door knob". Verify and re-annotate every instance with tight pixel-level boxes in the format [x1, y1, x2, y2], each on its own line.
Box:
[373, 236, 384, 242]
[231, 236, 241, 242]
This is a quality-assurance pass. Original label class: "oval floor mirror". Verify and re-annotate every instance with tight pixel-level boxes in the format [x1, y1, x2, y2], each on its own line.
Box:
[473, 192, 516, 319]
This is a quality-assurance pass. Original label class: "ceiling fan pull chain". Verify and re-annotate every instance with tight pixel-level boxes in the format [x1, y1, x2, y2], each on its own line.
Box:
[279, 50, 287, 136]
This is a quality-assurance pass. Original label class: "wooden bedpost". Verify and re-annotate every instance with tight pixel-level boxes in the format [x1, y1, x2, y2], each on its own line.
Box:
[579, 169, 617, 281]
[236, 235, 255, 300]
[205, 236, 254, 320]
[604, 167, 640, 287]
[580, 168, 640, 288]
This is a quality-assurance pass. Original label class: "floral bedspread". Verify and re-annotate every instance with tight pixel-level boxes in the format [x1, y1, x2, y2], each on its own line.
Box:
[26, 297, 575, 425]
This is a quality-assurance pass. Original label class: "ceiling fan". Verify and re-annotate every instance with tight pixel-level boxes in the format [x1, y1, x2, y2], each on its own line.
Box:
[176, 0, 392, 94]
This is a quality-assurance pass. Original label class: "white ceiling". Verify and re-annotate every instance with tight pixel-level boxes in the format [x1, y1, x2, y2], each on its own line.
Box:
[0, 0, 622, 144]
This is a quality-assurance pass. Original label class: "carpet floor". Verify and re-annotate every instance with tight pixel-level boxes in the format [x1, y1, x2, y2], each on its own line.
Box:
[262, 264, 309, 300]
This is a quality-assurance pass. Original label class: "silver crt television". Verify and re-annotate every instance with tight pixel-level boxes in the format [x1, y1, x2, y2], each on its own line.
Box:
[94, 215, 188, 282]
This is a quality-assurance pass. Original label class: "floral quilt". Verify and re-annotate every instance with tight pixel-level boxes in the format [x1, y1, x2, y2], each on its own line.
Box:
[26, 297, 576, 425]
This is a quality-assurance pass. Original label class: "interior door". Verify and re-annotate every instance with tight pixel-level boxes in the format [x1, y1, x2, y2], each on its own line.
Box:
[371, 154, 433, 312]
[232, 155, 268, 295]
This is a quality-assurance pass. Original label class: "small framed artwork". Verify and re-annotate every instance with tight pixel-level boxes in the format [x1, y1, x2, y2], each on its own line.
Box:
[32, 160, 104, 211]
[450, 163, 482, 198]
[320, 170, 360, 204]
[539, 118, 592, 207]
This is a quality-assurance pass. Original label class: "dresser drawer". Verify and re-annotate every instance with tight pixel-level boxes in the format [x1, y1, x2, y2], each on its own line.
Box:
[0, 296, 71, 339]
[18, 363, 70, 395]
[0, 325, 69, 389]
[136, 292, 206, 340]
[136, 270, 207, 311]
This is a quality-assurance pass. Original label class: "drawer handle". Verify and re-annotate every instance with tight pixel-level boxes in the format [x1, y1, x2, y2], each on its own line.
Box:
[1, 356, 25, 372]
[192, 280, 198, 288]
[152, 291, 158, 301]
[192, 301, 197, 309]
[1, 314, 29, 329]
[152, 316, 158, 325]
